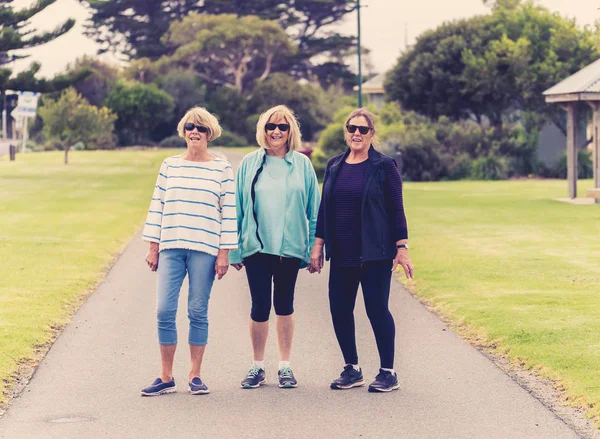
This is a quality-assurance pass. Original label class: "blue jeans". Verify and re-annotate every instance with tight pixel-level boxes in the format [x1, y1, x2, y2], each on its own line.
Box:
[156, 249, 216, 346]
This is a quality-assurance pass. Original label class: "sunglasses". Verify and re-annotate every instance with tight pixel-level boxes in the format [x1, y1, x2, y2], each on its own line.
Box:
[346, 124, 371, 135]
[265, 123, 290, 132]
[184, 123, 208, 133]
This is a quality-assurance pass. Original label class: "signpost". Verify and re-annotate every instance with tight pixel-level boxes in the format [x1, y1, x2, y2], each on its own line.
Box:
[11, 91, 39, 153]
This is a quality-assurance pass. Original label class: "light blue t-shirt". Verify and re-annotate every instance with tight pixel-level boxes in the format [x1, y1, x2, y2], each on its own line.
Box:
[254, 154, 288, 256]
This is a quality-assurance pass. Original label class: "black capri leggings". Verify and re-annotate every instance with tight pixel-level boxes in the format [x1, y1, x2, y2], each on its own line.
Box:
[243, 253, 301, 322]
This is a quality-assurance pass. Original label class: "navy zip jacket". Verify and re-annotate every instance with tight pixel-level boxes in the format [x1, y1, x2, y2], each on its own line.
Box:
[316, 145, 408, 263]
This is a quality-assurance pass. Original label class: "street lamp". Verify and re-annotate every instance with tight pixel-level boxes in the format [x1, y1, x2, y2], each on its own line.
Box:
[357, 0, 363, 107]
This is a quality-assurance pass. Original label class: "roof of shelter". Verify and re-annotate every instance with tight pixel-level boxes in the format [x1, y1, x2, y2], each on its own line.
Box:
[354, 73, 385, 94]
[544, 58, 600, 102]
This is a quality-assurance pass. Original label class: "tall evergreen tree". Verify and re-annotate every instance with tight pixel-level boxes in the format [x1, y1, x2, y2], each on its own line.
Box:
[0, 0, 90, 141]
[0, 0, 75, 65]
[80, 0, 357, 86]
[0, 1, 86, 96]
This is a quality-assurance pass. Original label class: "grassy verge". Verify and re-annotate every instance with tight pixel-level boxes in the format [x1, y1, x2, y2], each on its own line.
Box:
[402, 179, 600, 420]
[0, 149, 177, 404]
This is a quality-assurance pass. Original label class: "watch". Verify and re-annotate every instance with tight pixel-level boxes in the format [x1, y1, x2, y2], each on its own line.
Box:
[396, 243, 409, 249]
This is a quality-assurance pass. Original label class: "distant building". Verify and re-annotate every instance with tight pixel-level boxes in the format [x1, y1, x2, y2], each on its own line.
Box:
[355, 73, 385, 109]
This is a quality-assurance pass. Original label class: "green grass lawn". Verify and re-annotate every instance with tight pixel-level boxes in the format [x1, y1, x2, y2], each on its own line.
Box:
[0, 149, 178, 404]
[402, 178, 600, 420]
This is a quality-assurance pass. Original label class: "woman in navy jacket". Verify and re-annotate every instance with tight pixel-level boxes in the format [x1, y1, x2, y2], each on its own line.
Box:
[310, 107, 414, 392]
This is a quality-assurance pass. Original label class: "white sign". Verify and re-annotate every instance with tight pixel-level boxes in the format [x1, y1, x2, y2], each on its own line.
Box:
[11, 91, 39, 119]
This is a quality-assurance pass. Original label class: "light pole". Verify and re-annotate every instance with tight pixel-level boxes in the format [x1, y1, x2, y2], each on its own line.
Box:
[356, 0, 363, 107]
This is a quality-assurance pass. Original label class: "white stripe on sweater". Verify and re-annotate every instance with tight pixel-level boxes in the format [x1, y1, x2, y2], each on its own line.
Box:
[142, 155, 238, 255]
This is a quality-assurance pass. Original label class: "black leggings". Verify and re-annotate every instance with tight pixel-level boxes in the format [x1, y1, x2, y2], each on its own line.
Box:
[243, 253, 301, 322]
[328, 260, 395, 369]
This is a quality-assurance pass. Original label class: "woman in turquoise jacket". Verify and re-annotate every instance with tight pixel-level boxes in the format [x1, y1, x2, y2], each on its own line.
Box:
[229, 105, 320, 389]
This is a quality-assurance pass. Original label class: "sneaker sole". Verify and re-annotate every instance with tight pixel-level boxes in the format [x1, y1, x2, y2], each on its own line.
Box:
[140, 386, 177, 396]
[189, 388, 210, 395]
[368, 384, 400, 393]
[330, 380, 365, 390]
[278, 382, 298, 388]
[241, 379, 266, 389]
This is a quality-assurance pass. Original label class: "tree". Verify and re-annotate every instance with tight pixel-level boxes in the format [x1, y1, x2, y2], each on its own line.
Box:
[155, 70, 206, 119]
[385, 2, 599, 130]
[0, 1, 84, 114]
[65, 56, 119, 107]
[104, 80, 175, 145]
[162, 14, 295, 93]
[39, 88, 117, 164]
[248, 73, 329, 141]
[0, 0, 75, 64]
[80, 0, 357, 85]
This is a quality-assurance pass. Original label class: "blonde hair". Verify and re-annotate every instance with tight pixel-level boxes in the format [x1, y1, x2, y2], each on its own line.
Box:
[344, 107, 381, 147]
[256, 105, 302, 151]
[177, 106, 222, 142]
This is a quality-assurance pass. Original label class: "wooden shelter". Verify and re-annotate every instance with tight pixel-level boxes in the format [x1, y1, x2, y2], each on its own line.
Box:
[543, 59, 600, 202]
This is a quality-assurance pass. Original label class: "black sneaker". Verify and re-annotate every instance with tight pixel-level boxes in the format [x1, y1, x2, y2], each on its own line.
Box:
[368, 369, 400, 392]
[330, 365, 365, 389]
[241, 366, 266, 389]
[278, 367, 298, 388]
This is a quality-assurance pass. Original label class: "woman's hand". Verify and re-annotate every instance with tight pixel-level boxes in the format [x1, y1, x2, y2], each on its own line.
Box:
[215, 249, 230, 280]
[393, 248, 414, 279]
[309, 239, 325, 274]
[231, 263, 244, 271]
[145, 242, 159, 272]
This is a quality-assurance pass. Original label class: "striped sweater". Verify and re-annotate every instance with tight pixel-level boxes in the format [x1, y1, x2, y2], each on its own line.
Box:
[142, 155, 238, 255]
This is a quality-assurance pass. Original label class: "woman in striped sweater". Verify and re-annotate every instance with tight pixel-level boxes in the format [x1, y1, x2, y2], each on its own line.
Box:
[140, 107, 237, 396]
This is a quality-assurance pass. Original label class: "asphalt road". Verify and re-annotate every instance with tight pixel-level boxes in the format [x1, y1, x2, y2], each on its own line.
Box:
[0, 149, 582, 439]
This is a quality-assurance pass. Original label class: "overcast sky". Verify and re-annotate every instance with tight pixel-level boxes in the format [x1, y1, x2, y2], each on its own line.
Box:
[8, 0, 600, 78]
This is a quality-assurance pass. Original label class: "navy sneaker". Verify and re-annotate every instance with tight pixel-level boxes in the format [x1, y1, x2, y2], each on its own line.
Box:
[241, 366, 266, 389]
[188, 377, 209, 395]
[330, 365, 365, 390]
[368, 369, 400, 392]
[140, 377, 176, 396]
[278, 367, 298, 388]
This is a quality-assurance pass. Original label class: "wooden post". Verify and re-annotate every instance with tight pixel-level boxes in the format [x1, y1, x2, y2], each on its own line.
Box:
[565, 103, 578, 199]
[588, 102, 600, 203]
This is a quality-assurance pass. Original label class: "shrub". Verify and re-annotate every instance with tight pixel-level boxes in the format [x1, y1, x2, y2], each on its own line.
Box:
[469, 155, 508, 180]
[105, 80, 175, 145]
[384, 131, 448, 182]
[553, 149, 593, 179]
[211, 131, 248, 147]
[159, 135, 186, 148]
[311, 146, 329, 179]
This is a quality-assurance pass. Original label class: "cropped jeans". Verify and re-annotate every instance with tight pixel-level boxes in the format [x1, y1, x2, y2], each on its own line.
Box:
[156, 248, 216, 346]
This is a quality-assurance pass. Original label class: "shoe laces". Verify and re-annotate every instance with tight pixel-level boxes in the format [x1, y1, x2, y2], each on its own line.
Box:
[340, 364, 354, 378]
[375, 369, 391, 382]
[279, 367, 293, 379]
[247, 366, 262, 379]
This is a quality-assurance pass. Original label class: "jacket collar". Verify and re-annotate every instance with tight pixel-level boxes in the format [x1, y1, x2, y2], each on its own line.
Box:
[332, 145, 381, 168]
[258, 147, 294, 164]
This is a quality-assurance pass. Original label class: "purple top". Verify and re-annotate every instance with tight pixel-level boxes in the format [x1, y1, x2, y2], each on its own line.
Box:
[332, 160, 368, 266]
[316, 157, 408, 266]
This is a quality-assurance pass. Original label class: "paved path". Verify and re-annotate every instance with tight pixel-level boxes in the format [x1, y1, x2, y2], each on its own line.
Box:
[0, 150, 582, 439]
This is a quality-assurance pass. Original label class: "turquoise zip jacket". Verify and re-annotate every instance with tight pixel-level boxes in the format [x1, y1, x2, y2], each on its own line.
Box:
[228, 147, 321, 268]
